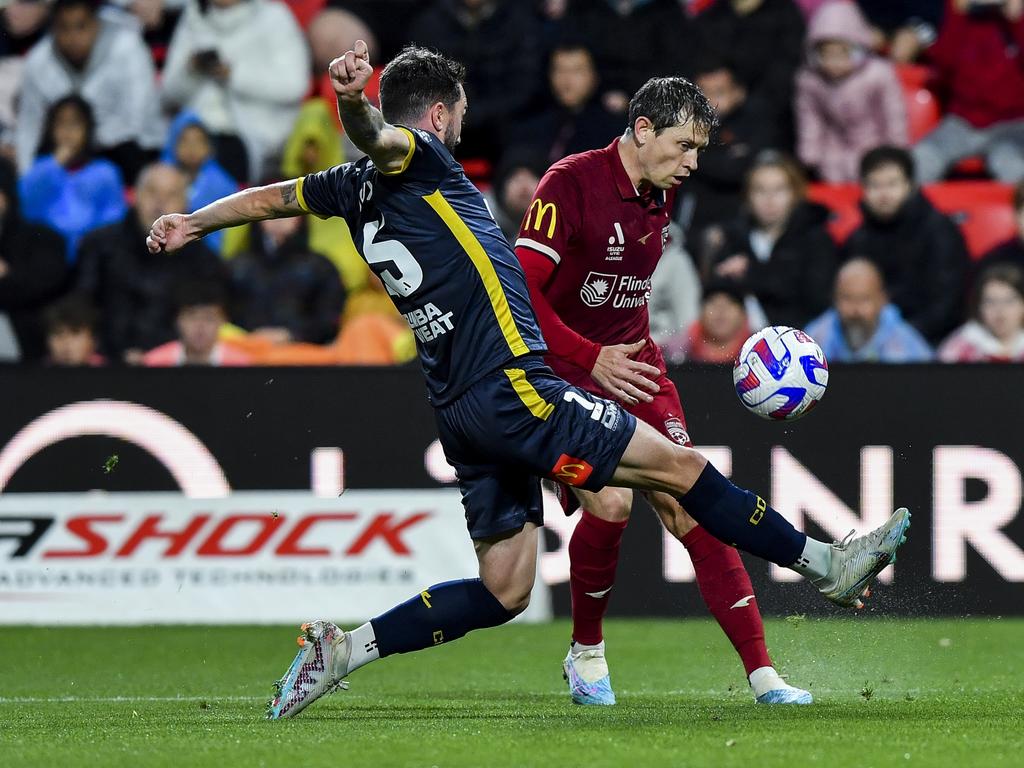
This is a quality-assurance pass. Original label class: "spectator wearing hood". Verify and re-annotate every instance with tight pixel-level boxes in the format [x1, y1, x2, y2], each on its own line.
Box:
[844, 146, 969, 344]
[805, 257, 933, 362]
[15, 0, 165, 181]
[19, 94, 127, 261]
[277, 98, 370, 293]
[914, 0, 1024, 183]
[226, 214, 345, 345]
[705, 150, 838, 329]
[0, 157, 68, 362]
[161, 110, 238, 253]
[74, 162, 225, 362]
[161, 0, 311, 181]
[796, 1, 908, 182]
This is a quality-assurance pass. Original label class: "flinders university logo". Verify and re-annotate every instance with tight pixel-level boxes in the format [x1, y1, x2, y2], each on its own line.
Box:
[580, 271, 617, 307]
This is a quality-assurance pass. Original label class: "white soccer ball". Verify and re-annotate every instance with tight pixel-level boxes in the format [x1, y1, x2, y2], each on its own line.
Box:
[732, 326, 828, 420]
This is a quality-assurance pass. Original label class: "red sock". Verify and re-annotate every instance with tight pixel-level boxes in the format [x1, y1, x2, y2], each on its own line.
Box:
[681, 525, 772, 676]
[569, 509, 628, 646]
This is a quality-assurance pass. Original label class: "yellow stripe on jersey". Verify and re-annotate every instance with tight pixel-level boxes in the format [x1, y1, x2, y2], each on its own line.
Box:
[504, 368, 554, 421]
[422, 189, 530, 357]
[379, 127, 417, 176]
[294, 176, 310, 212]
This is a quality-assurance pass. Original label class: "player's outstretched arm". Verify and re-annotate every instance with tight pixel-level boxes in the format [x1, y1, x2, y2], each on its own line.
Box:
[330, 39, 411, 174]
[146, 181, 305, 253]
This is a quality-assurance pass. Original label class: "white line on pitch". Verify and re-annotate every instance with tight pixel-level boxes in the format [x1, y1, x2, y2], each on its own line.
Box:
[0, 695, 262, 704]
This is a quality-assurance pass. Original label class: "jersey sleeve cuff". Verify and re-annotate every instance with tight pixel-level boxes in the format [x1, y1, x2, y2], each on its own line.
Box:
[379, 127, 417, 176]
[575, 339, 602, 372]
[514, 237, 561, 265]
[294, 177, 331, 220]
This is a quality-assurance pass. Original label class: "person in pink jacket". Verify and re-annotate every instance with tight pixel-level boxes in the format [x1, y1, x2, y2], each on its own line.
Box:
[795, 0, 908, 182]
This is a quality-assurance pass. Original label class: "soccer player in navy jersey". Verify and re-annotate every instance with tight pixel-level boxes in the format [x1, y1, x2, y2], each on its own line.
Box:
[516, 81, 811, 705]
[146, 41, 910, 720]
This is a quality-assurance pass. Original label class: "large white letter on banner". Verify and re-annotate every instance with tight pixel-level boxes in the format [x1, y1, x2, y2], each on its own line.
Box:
[770, 446, 894, 582]
[933, 446, 1024, 582]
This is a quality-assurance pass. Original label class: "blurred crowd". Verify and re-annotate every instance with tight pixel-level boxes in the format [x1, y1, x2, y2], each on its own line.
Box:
[2, 0, 1024, 368]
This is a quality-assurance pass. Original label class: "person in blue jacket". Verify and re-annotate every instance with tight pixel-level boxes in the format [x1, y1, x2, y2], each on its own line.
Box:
[161, 111, 238, 252]
[19, 94, 126, 262]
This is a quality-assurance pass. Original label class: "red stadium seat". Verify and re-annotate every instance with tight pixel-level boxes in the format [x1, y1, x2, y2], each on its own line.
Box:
[896, 64, 941, 143]
[808, 181, 1016, 259]
[806, 182, 862, 243]
[922, 182, 1017, 259]
[687, 0, 717, 14]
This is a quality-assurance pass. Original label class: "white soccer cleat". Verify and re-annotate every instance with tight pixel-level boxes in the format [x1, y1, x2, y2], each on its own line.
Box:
[266, 620, 352, 719]
[750, 667, 813, 705]
[815, 508, 911, 608]
[562, 643, 616, 705]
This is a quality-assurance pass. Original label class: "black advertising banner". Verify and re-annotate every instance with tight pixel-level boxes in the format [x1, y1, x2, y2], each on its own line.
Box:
[0, 364, 1021, 617]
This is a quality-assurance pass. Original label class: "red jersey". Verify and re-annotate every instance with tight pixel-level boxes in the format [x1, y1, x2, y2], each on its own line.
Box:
[514, 138, 675, 387]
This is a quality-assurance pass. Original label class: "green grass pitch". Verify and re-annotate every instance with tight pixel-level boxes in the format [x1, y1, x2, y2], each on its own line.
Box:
[1, 618, 1021, 767]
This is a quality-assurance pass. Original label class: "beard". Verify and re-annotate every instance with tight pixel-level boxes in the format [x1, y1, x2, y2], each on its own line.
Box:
[442, 122, 460, 153]
[842, 318, 875, 351]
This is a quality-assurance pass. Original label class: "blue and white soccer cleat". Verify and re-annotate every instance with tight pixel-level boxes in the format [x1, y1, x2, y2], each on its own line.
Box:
[816, 508, 912, 608]
[562, 644, 616, 705]
[755, 686, 814, 705]
[266, 620, 351, 720]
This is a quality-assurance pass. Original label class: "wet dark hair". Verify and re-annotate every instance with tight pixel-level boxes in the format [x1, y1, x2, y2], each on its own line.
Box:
[972, 263, 1024, 321]
[379, 45, 466, 125]
[37, 94, 96, 162]
[626, 76, 718, 135]
[859, 145, 915, 184]
[44, 295, 98, 335]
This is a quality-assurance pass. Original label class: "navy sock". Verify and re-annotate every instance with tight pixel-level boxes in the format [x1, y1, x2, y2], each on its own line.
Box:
[678, 462, 805, 566]
[369, 578, 514, 657]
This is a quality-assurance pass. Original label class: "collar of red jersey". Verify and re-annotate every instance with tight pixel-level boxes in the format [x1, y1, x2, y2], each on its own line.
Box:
[607, 137, 667, 207]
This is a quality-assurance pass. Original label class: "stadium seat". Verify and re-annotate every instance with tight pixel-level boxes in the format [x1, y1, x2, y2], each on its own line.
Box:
[808, 181, 1016, 259]
[806, 182, 862, 243]
[896, 64, 941, 144]
[923, 182, 1017, 259]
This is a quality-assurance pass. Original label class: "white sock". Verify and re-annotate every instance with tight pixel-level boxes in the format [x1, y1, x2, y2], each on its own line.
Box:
[748, 666, 787, 697]
[788, 537, 832, 582]
[345, 622, 380, 674]
[571, 639, 604, 654]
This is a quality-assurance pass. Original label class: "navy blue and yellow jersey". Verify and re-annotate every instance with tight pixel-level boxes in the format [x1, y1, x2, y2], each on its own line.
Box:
[296, 127, 547, 406]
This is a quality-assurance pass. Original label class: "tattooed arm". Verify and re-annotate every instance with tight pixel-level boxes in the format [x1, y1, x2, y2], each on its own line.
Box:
[330, 39, 412, 173]
[147, 181, 304, 254]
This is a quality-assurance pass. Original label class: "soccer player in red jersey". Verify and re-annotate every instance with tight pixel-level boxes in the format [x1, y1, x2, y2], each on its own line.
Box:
[515, 77, 813, 706]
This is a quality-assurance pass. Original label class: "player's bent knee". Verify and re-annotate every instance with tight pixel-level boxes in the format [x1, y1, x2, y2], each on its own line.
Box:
[483, 577, 532, 616]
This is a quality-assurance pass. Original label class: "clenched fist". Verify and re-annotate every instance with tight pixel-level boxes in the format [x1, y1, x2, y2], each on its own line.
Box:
[146, 213, 196, 254]
[329, 38, 373, 99]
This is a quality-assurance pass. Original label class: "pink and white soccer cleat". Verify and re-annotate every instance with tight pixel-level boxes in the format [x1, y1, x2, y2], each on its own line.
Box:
[266, 620, 352, 719]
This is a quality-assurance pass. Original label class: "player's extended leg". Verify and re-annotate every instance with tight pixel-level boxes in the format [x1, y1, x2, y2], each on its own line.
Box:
[648, 492, 811, 704]
[561, 485, 633, 705]
[611, 421, 910, 607]
[266, 523, 539, 719]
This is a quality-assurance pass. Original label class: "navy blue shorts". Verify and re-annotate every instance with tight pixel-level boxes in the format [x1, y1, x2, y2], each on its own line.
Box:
[435, 356, 637, 539]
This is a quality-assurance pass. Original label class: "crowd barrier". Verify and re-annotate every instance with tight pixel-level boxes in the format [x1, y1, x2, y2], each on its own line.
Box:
[0, 364, 1021, 622]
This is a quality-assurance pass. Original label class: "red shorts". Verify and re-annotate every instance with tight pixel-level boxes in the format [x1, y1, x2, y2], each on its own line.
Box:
[621, 373, 691, 447]
[550, 349, 692, 448]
